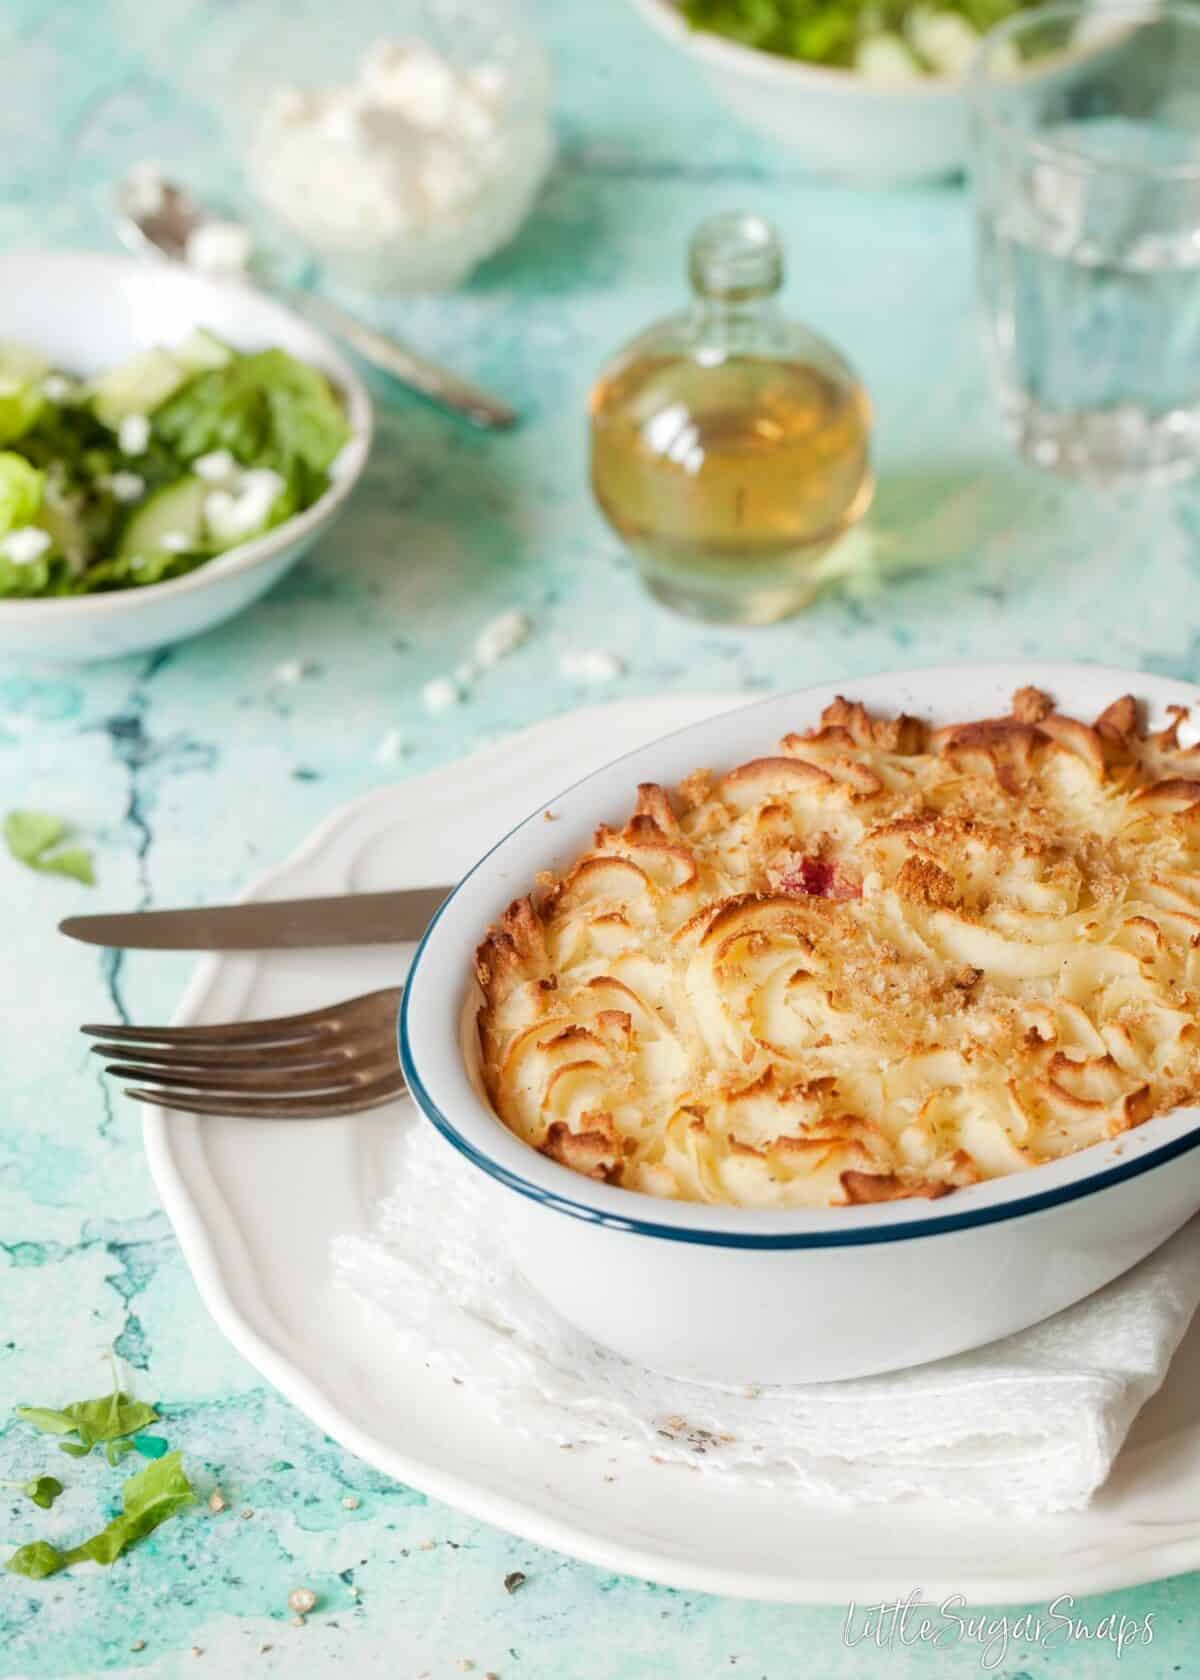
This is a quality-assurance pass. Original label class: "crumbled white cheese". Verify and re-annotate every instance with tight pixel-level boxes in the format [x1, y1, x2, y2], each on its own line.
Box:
[204, 468, 285, 544]
[185, 219, 253, 276]
[422, 676, 461, 714]
[158, 530, 192, 553]
[474, 608, 530, 669]
[42, 374, 76, 404]
[375, 728, 409, 765]
[118, 413, 150, 456]
[558, 648, 625, 684]
[104, 471, 146, 503]
[245, 36, 551, 278]
[273, 658, 317, 685]
[193, 449, 238, 483]
[0, 526, 51, 565]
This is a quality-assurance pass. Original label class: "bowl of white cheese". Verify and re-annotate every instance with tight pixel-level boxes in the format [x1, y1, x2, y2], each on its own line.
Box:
[234, 0, 555, 294]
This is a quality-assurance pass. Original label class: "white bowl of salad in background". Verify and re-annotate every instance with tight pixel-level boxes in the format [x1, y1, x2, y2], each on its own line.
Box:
[628, 0, 1028, 180]
[0, 249, 370, 664]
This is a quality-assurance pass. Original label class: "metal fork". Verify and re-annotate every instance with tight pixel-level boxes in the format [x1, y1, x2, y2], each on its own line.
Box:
[83, 987, 405, 1118]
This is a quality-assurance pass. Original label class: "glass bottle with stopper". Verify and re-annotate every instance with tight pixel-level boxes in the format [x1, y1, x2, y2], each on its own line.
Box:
[589, 212, 873, 625]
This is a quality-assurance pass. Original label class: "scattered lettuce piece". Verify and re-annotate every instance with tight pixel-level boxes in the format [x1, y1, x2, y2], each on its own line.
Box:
[5, 1540, 64, 1580]
[3, 811, 95, 886]
[16, 1383, 158, 1452]
[0, 451, 44, 534]
[58, 1441, 90, 1458]
[24, 1476, 63, 1510]
[5, 1452, 194, 1578]
[16, 1404, 78, 1436]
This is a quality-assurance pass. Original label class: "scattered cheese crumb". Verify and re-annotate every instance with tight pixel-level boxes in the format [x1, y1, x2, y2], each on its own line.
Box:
[104, 471, 146, 504]
[474, 608, 530, 669]
[418, 1537, 437, 1550]
[273, 658, 317, 685]
[291, 1615, 307, 1628]
[186, 219, 253, 276]
[240, 1507, 255, 1520]
[207, 1489, 227, 1513]
[342, 1494, 361, 1509]
[288, 1587, 318, 1615]
[0, 526, 52, 565]
[191, 1648, 204, 1657]
[558, 648, 625, 684]
[118, 413, 150, 455]
[205, 467, 284, 544]
[422, 677, 460, 714]
[131, 1640, 147, 1653]
[193, 449, 238, 483]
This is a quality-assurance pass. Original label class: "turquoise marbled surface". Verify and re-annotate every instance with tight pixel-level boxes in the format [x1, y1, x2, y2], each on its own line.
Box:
[5, 0, 1200, 1674]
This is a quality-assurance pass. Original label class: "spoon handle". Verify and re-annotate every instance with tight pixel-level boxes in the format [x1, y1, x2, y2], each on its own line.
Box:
[286, 290, 517, 432]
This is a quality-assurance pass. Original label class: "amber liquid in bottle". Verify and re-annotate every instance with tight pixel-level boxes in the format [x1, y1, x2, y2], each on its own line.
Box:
[589, 215, 873, 625]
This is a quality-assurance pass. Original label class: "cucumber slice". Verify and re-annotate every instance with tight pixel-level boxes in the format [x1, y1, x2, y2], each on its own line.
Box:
[91, 348, 186, 427]
[39, 493, 89, 572]
[117, 476, 208, 560]
[176, 328, 233, 373]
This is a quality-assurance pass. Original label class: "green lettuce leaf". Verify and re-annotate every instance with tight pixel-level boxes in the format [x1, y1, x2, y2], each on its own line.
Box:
[153, 348, 350, 497]
[24, 1476, 63, 1510]
[3, 811, 95, 886]
[6, 1452, 194, 1578]
[15, 1373, 158, 1449]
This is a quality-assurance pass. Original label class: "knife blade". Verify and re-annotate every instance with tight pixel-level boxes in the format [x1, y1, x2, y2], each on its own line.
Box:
[59, 886, 453, 951]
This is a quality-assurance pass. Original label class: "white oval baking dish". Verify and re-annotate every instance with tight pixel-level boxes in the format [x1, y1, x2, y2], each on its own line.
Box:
[400, 664, 1200, 1385]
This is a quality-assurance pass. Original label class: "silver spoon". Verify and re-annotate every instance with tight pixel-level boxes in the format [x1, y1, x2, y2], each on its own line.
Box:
[116, 175, 517, 432]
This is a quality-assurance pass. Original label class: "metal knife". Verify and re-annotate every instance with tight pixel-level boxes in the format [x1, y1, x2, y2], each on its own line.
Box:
[59, 886, 453, 951]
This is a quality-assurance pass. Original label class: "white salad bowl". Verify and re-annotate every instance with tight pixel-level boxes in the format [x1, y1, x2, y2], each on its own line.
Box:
[629, 0, 969, 181]
[0, 250, 371, 665]
[401, 663, 1200, 1386]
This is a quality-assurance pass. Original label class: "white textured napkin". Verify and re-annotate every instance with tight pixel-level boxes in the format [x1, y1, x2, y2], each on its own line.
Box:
[333, 1119, 1200, 1514]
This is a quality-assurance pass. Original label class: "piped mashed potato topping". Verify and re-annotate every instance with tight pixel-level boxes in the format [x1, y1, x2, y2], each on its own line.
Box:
[476, 688, 1200, 1209]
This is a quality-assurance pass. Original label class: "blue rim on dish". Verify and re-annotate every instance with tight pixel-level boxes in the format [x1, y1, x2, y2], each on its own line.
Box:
[398, 898, 1200, 1251]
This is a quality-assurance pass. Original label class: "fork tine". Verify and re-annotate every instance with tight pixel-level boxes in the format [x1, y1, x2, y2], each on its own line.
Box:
[124, 1071, 408, 1119]
[81, 1012, 337, 1047]
[81, 987, 402, 1048]
[88, 1034, 389, 1071]
[104, 1050, 400, 1095]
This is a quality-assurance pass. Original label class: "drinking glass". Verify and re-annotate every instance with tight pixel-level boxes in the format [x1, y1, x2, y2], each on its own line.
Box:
[971, 2, 1200, 484]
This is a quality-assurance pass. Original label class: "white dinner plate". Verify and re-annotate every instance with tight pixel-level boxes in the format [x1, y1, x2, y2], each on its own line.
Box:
[145, 693, 1200, 1605]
